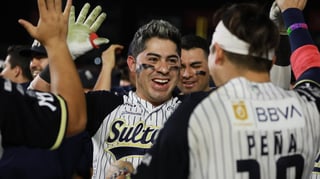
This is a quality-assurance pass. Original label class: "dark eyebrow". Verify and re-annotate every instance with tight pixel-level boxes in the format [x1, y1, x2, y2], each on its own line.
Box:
[146, 52, 179, 59]
[190, 61, 202, 66]
[146, 52, 161, 58]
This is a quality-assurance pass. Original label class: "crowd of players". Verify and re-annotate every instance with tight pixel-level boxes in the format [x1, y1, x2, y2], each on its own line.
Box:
[1, 0, 320, 178]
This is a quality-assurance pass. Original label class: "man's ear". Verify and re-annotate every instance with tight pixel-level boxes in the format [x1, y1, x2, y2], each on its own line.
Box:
[214, 43, 225, 65]
[13, 66, 21, 77]
[127, 56, 136, 72]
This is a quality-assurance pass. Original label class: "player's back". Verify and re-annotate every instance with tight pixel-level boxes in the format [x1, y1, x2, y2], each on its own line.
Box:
[188, 77, 320, 179]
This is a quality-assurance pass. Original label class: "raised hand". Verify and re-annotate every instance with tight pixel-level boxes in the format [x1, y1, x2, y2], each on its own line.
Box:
[269, 1, 287, 35]
[18, 0, 71, 48]
[18, 0, 87, 136]
[67, 3, 109, 60]
[275, 0, 307, 12]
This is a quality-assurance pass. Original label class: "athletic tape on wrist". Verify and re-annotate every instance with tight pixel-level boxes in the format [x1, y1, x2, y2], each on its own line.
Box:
[212, 21, 275, 60]
[286, 23, 308, 35]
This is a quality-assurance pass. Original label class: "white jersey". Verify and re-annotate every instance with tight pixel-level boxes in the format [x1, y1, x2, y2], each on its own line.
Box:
[188, 78, 320, 179]
[87, 91, 181, 179]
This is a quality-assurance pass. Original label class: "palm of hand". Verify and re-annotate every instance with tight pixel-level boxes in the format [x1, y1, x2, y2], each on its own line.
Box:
[67, 23, 93, 58]
[66, 3, 109, 60]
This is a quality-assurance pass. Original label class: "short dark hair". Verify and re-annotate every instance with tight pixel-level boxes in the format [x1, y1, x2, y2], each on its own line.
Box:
[215, 3, 279, 72]
[7, 45, 33, 81]
[181, 34, 209, 57]
[129, 19, 181, 58]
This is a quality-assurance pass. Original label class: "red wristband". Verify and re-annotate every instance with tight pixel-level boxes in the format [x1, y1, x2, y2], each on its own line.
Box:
[89, 33, 99, 48]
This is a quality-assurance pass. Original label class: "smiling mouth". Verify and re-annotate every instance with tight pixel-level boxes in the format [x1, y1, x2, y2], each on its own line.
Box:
[182, 81, 196, 88]
[32, 71, 41, 77]
[153, 79, 169, 84]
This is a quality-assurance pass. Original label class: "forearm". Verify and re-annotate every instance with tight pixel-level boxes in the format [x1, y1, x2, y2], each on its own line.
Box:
[93, 64, 113, 91]
[281, 6, 320, 81]
[282, 8, 314, 52]
[270, 35, 292, 89]
[28, 75, 51, 91]
[46, 41, 87, 136]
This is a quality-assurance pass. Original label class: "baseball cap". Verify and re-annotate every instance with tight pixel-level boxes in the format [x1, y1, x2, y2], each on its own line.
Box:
[20, 39, 47, 57]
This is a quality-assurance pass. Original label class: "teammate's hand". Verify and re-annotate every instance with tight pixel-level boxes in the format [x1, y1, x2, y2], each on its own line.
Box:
[101, 44, 124, 69]
[67, 3, 109, 60]
[275, 0, 307, 12]
[269, 1, 286, 35]
[106, 160, 134, 179]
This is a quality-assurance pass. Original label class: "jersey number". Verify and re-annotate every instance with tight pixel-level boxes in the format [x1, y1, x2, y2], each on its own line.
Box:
[237, 154, 304, 179]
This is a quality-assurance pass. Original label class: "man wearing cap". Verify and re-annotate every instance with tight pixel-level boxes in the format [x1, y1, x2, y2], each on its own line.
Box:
[20, 39, 48, 78]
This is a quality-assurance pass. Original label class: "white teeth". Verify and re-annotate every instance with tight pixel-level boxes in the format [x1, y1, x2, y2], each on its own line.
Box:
[154, 79, 168, 83]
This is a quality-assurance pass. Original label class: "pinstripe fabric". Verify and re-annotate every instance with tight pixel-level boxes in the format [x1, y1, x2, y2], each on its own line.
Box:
[311, 152, 320, 179]
[91, 91, 181, 179]
[188, 77, 320, 179]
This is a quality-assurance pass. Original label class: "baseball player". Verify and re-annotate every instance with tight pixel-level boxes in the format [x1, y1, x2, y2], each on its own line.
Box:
[84, 19, 184, 179]
[109, 0, 320, 178]
[0, 78, 68, 155]
[176, 34, 213, 94]
[0, 0, 86, 158]
[30, 18, 184, 179]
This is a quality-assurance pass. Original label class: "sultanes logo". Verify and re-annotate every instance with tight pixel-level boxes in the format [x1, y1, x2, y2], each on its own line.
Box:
[105, 118, 161, 160]
[232, 100, 248, 120]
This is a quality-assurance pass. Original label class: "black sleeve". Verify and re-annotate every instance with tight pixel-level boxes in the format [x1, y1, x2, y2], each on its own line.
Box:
[39, 65, 51, 83]
[132, 91, 209, 179]
[85, 90, 123, 136]
[0, 78, 67, 150]
[294, 68, 320, 110]
[275, 35, 291, 67]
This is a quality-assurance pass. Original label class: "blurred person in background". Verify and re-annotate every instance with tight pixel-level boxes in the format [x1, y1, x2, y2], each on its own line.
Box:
[20, 39, 48, 78]
[176, 34, 214, 95]
[0, 45, 33, 89]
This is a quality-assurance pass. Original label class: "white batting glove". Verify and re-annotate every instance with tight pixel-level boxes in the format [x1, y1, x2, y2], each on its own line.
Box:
[269, 1, 287, 35]
[67, 3, 109, 60]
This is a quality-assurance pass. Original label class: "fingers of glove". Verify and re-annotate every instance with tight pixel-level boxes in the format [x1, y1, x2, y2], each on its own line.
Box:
[90, 12, 107, 32]
[84, 5, 102, 28]
[269, 1, 286, 34]
[93, 37, 110, 47]
[69, 6, 76, 25]
[269, 1, 281, 21]
[76, 3, 90, 24]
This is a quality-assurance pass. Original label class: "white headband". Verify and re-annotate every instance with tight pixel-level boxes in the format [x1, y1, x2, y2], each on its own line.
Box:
[212, 21, 275, 60]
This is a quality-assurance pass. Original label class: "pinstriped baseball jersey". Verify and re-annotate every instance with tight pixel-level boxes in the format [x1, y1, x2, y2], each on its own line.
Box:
[312, 152, 320, 179]
[132, 77, 320, 179]
[85, 90, 181, 179]
[188, 77, 320, 179]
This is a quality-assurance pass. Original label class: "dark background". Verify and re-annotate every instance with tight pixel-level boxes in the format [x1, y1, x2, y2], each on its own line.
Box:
[0, 0, 319, 66]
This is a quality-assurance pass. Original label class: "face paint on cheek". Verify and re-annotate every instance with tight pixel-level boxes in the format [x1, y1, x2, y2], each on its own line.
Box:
[136, 64, 180, 73]
[136, 64, 155, 73]
[196, 71, 206, 76]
